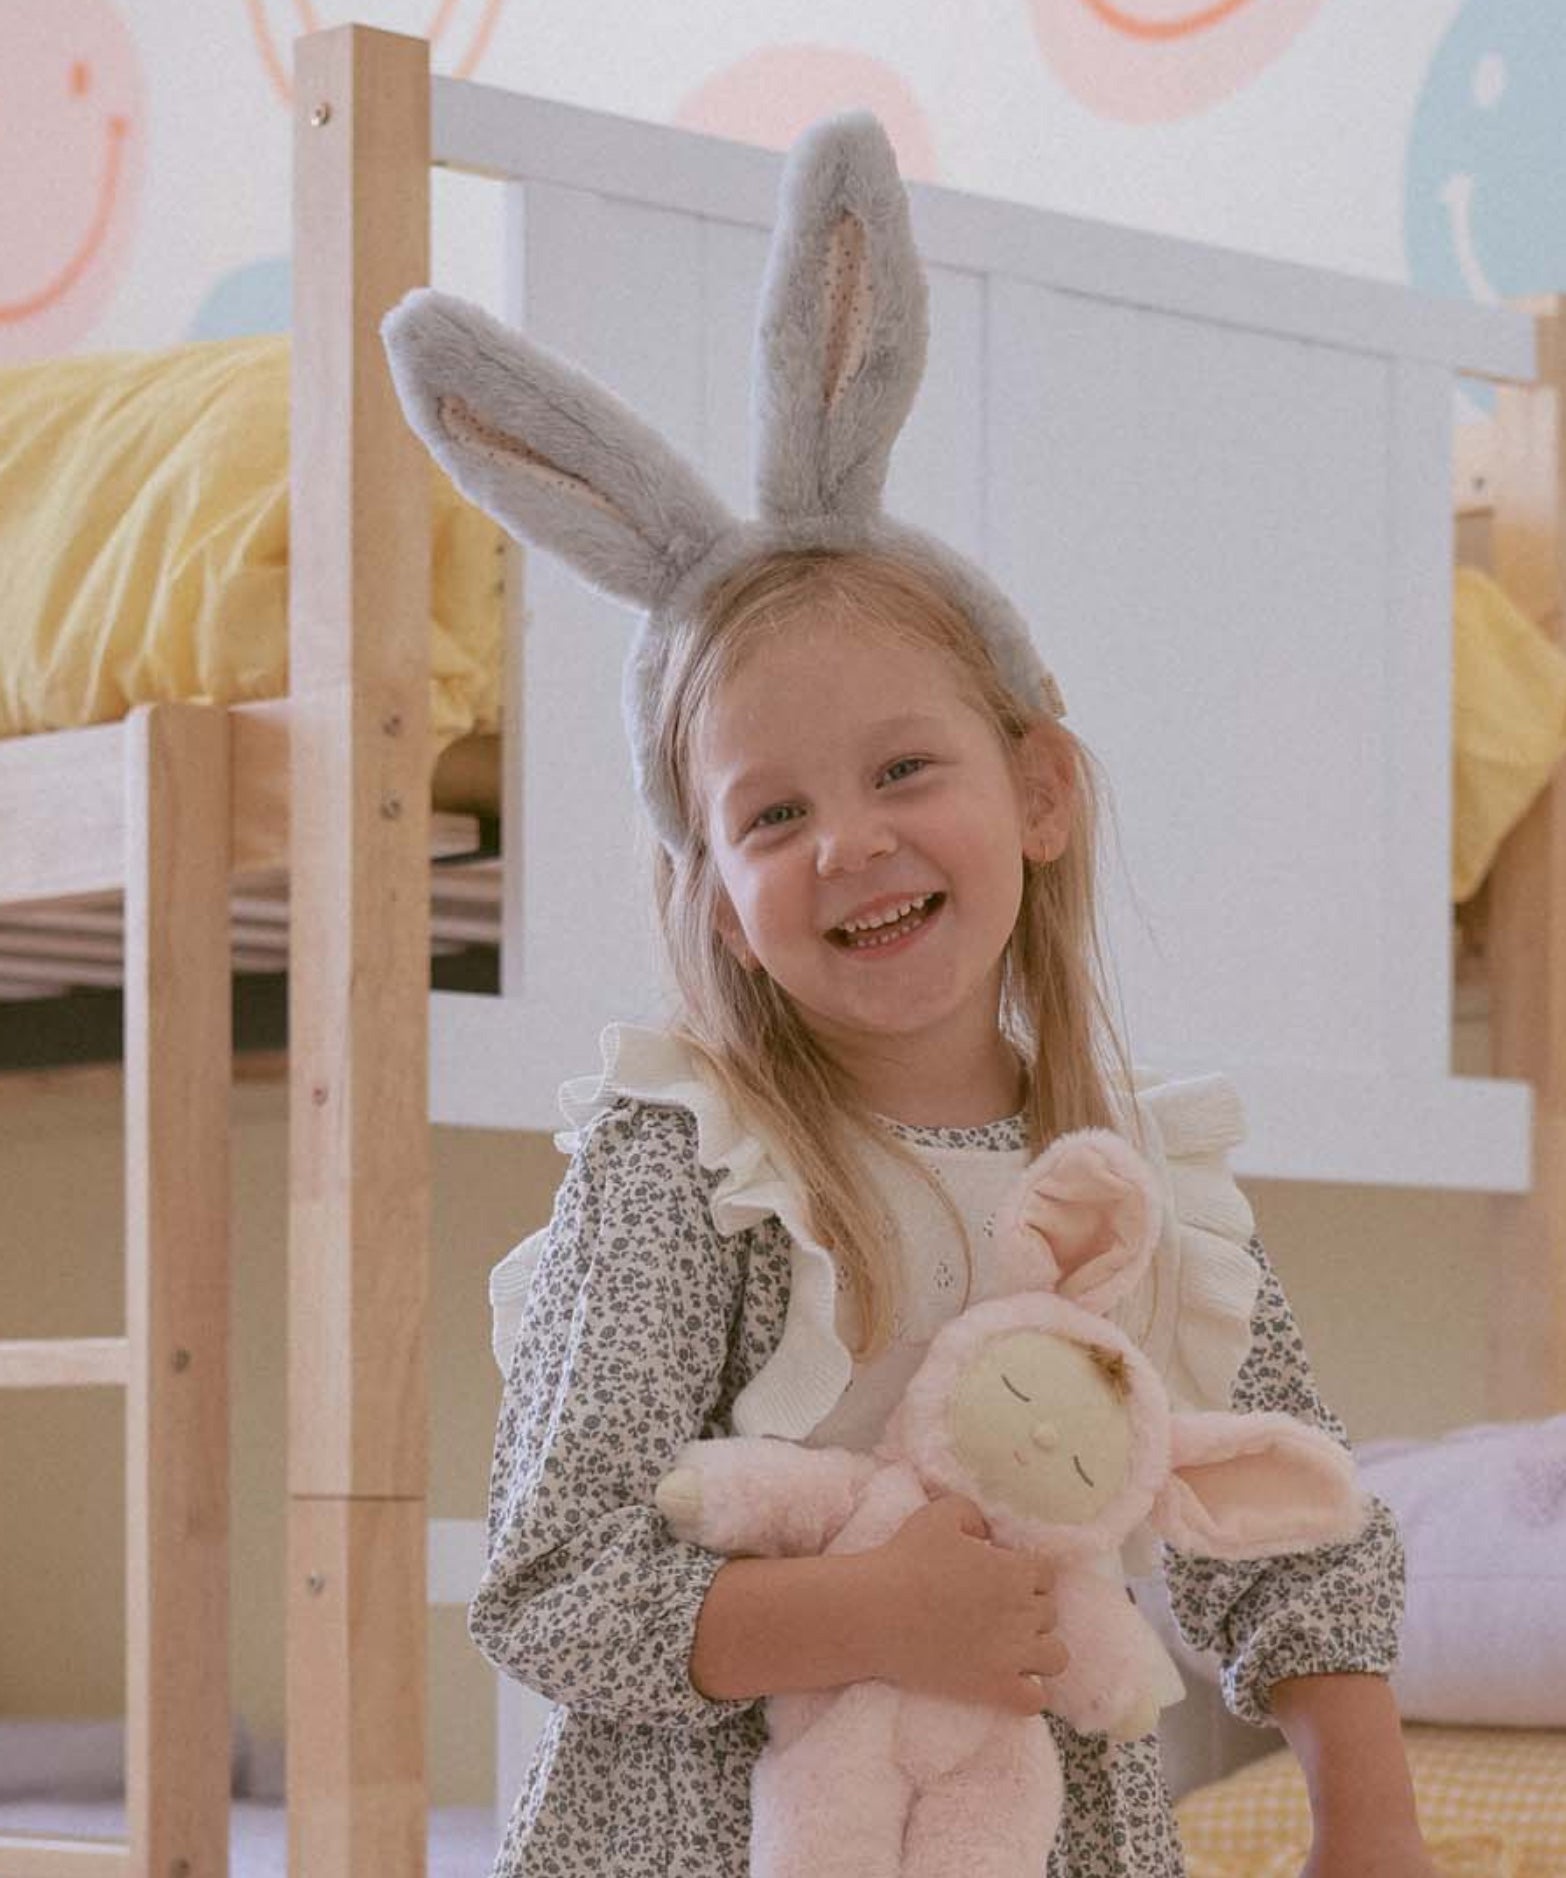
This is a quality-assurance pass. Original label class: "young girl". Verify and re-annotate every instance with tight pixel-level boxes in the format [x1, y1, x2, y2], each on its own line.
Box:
[384, 116, 1436, 1878]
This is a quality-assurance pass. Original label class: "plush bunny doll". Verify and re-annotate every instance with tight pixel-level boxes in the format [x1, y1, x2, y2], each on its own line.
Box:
[655, 1129, 1369, 1878]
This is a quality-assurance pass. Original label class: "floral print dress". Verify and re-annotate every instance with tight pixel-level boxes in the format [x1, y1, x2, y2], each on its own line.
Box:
[470, 1094, 1403, 1877]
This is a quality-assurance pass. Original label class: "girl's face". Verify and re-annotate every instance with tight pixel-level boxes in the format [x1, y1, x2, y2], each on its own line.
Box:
[697, 614, 1069, 1090]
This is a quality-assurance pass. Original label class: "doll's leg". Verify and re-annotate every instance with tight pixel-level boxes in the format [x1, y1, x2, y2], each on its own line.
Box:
[750, 1684, 911, 1878]
[900, 1718, 1063, 1878]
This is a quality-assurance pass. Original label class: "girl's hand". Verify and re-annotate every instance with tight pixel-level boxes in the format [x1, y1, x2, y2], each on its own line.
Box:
[863, 1493, 1067, 1714]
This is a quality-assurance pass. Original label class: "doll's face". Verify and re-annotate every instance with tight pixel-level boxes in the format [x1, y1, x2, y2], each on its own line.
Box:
[947, 1330, 1132, 1526]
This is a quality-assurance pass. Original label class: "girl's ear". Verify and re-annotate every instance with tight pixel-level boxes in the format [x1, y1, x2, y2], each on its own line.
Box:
[1017, 720, 1075, 865]
[714, 889, 759, 971]
[1150, 1412, 1371, 1561]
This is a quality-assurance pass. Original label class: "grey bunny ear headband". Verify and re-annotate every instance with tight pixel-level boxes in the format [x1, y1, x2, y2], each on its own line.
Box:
[381, 112, 1066, 854]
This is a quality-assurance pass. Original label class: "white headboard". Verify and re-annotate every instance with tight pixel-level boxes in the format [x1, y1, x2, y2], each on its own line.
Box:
[426, 80, 1535, 1192]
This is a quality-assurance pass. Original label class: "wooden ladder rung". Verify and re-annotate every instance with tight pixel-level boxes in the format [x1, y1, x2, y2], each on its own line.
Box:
[0, 1338, 129, 1389]
[0, 1835, 131, 1875]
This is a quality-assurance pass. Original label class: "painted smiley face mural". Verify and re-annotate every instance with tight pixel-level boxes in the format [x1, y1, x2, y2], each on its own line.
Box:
[1, 0, 145, 361]
[1028, 0, 1328, 122]
[1405, 0, 1566, 312]
[245, 0, 505, 101]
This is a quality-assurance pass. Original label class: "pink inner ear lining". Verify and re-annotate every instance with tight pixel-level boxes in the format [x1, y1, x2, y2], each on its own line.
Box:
[1031, 1161, 1151, 1305]
[821, 211, 872, 409]
[437, 393, 627, 521]
[1176, 1453, 1310, 1526]
[1156, 1419, 1367, 1558]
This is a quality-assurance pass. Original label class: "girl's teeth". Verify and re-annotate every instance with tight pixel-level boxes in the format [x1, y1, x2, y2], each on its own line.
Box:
[840, 894, 930, 935]
[841, 898, 934, 948]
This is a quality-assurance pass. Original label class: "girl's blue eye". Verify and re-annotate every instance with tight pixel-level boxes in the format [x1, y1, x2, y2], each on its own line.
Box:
[745, 758, 927, 833]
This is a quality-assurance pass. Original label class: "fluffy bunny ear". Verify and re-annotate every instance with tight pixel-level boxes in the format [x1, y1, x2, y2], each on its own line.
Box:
[984, 1129, 1164, 1311]
[751, 113, 928, 528]
[382, 288, 736, 609]
[1151, 1413, 1371, 1561]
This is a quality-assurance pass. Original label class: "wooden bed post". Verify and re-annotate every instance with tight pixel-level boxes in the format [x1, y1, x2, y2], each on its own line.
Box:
[1487, 294, 1566, 1417]
[288, 26, 432, 1878]
[124, 703, 234, 1878]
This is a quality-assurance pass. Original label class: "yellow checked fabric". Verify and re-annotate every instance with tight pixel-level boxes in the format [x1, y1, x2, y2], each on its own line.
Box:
[1176, 1726, 1566, 1878]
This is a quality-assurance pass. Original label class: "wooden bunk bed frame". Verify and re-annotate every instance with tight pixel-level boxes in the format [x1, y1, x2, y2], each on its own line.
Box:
[1, 22, 1564, 1878]
[1474, 321, 1566, 1421]
[0, 28, 436, 1878]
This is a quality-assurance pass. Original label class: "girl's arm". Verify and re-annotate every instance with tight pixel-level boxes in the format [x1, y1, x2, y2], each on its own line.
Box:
[687, 1551, 887, 1700]
[693, 1493, 1069, 1712]
[1270, 1674, 1437, 1878]
[1161, 1239, 1432, 1869]
[471, 1098, 770, 1733]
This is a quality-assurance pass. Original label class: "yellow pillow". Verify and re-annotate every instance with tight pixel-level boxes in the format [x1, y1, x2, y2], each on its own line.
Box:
[1177, 1725, 1566, 1878]
[1453, 566, 1566, 902]
[0, 334, 504, 747]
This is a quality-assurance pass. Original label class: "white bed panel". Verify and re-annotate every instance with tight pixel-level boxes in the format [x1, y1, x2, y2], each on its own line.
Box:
[990, 284, 1394, 1075]
[426, 84, 1534, 1190]
[1384, 357, 1461, 1082]
[431, 80, 1532, 383]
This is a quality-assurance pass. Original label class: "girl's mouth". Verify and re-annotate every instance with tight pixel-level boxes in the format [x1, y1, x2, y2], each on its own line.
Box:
[829, 891, 945, 954]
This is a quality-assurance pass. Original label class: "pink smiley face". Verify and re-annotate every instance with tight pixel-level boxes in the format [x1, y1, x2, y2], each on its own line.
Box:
[1030, 0, 1328, 121]
[676, 47, 939, 182]
[0, 0, 145, 360]
[245, 0, 506, 102]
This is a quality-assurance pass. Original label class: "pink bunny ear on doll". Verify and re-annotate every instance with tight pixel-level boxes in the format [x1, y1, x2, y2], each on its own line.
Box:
[1150, 1412, 1371, 1561]
[985, 1128, 1163, 1311]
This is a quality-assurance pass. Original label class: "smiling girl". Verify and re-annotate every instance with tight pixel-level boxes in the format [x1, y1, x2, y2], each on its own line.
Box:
[384, 110, 1432, 1878]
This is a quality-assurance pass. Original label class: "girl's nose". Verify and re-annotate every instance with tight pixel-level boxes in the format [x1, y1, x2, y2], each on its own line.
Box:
[814, 805, 896, 876]
[1031, 1422, 1060, 1452]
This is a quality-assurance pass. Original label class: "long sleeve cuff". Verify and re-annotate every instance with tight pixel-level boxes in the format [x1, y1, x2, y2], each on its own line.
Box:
[1167, 1493, 1406, 1729]
[470, 1508, 760, 1732]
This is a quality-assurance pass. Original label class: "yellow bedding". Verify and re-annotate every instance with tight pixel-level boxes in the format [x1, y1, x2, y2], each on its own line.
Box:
[0, 334, 503, 749]
[1, 338, 1562, 902]
[1453, 566, 1566, 902]
[1177, 1725, 1566, 1878]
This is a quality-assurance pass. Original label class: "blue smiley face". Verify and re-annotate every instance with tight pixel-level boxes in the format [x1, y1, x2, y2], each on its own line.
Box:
[1405, 1, 1566, 309]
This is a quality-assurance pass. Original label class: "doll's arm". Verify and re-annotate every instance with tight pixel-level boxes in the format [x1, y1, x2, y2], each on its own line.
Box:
[1046, 1569, 1166, 1739]
[656, 1437, 879, 1558]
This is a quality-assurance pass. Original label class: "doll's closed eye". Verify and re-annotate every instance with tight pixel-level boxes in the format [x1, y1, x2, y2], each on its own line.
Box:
[1003, 1375, 1031, 1403]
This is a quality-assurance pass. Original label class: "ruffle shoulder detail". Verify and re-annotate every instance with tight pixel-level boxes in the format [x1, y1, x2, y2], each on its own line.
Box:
[535, 1022, 850, 1439]
[1116, 1067, 1261, 1417]
[491, 1025, 1260, 1449]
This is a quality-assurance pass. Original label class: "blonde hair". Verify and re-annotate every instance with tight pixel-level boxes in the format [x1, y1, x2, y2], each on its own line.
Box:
[649, 548, 1138, 1360]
